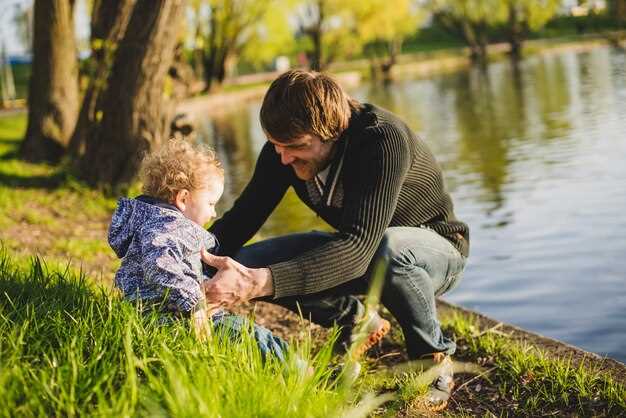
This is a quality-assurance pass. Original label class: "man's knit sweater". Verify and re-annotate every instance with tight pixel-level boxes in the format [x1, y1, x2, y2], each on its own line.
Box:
[209, 104, 469, 299]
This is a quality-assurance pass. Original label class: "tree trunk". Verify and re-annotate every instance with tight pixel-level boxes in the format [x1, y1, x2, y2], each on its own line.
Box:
[21, 0, 79, 163]
[311, 0, 324, 71]
[378, 38, 400, 81]
[192, 26, 205, 82]
[203, 5, 219, 92]
[310, 25, 323, 71]
[68, 0, 135, 157]
[507, 5, 524, 61]
[613, 0, 626, 24]
[77, 0, 185, 189]
[461, 20, 483, 62]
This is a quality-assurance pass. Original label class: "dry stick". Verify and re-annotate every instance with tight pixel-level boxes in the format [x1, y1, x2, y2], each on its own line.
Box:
[472, 322, 504, 338]
[453, 366, 497, 394]
[377, 351, 403, 360]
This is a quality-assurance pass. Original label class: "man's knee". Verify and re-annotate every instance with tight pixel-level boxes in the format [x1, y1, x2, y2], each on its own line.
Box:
[374, 228, 414, 269]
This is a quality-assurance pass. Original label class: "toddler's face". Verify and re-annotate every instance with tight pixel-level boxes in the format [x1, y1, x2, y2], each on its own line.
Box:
[178, 180, 224, 226]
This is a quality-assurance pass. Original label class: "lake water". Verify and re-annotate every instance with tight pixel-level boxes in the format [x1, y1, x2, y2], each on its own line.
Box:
[197, 46, 626, 363]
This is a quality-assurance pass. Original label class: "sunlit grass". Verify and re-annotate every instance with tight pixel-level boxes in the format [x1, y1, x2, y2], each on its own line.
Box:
[442, 313, 626, 415]
[0, 114, 119, 275]
[0, 248, 380, 417]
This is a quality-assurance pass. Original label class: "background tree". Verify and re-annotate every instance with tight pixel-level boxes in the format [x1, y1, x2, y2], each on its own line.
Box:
[12, 3, 34, 55]
[430, 0, 506, 62]
[503, 0, 560, 59]
[609, 0, 626, 24]
[20, 0, 79, 163]
[68, 0, 135, 157]
[195, 0, 291, 91]
[355, 0, 425, 79]
[78, 0, 185, 188]
[0, 41, 17, 107]
[238, 6, 294, 72]
[295, 0, 363, 71]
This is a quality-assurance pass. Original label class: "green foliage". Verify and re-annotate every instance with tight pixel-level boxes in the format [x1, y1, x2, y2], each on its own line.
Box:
[505, 0, 560, 32]
[429, 0, 561, 57]
[239, 4, 295, 68]
[191, 0, 295, 85]
[355, 0, 426, 64]
[294, 0, 383, 69]
[432, 0, 507, 26]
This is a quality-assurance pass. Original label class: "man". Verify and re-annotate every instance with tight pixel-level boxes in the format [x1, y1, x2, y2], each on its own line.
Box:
[203, 70, 469, 410]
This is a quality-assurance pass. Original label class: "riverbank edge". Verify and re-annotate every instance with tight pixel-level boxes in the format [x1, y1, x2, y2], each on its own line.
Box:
[437, 299, 626, 385]
[176, 30, 626, 120]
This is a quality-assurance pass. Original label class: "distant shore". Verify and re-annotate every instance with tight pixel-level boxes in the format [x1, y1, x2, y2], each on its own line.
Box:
[177, 30, 626, 120]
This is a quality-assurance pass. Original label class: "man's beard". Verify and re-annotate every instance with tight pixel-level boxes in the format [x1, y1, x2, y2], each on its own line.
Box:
[291, 158, 327, 181]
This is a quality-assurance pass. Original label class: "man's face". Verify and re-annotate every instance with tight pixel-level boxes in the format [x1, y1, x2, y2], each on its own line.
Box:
[268, 133, 336, 181]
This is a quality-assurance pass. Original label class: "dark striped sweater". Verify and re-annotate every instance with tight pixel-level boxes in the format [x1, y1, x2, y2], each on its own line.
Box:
[209, 104, 469, 298]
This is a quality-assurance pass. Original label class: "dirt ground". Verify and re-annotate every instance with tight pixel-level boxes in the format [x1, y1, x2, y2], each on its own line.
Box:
[235, 299, 626, 417]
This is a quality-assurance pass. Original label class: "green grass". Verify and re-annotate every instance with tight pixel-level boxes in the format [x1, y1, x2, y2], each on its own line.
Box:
[0, 248, 384, 417]
[440, 313, 626, 416]
[0, 114, 120, 274]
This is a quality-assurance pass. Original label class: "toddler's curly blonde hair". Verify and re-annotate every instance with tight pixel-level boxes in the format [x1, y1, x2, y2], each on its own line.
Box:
[140, 139, 223, 203]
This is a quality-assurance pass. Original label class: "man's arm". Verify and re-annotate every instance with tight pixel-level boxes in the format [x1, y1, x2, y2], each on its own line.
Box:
[209, 142, 292, 256]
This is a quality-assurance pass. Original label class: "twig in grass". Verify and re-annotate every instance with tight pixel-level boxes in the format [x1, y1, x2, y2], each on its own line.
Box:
[376, 351, 403, 360]
[453, 366, 497, 394]
[472, 322, 506, 338]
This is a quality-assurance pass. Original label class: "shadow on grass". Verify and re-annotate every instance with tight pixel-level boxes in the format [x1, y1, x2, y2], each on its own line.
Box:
[0, 254, 96, 327]
[0, 149, 19, 160]
[0, 147, 67, 189]
[0, 138, 19, 146]
[0, 171, 65, 189]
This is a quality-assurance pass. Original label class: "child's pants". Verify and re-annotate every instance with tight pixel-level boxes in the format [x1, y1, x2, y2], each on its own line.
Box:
[211, 311, 289, 362]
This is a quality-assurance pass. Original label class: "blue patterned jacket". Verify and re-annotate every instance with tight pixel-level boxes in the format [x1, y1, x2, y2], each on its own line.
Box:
[108, 196, 218, 314]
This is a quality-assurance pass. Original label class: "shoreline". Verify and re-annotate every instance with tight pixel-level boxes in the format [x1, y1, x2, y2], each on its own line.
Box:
[438, 300, 626, 384]
[176, 31, 626, 120]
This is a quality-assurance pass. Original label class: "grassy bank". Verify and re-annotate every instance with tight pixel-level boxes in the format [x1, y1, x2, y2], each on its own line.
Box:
[438, 313, 626, 416]
[1, 246, 623, 417]
[0, 250, 365, 417]
[0, 114, 119, 278]
[1, 113, 625, 416]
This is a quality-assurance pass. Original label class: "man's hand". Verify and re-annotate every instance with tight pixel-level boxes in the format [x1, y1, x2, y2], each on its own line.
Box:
[200, 249, 274, 309]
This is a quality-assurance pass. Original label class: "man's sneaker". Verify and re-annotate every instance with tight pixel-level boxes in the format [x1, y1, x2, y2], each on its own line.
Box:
[335, 311, 391, 358]
[426, 355, 455, 411]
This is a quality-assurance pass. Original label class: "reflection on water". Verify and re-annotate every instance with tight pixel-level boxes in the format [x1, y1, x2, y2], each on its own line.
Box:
[198, 46, 626, 362]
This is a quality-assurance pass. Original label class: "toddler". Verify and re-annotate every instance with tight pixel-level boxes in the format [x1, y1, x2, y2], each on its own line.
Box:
[108, 139, 288, 361]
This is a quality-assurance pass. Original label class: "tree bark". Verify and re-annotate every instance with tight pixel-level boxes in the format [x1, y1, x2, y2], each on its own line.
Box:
[21, 0, 79, 163]
[309, 0, 324, 71]
[506, 5, 526, 61]
[68, 0, 135, 157]
[613, 0, 626, 23]
[77, 0, 185, 189]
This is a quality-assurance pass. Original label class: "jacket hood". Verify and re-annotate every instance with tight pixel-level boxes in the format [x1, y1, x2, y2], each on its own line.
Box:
[108, 198, 179, 258]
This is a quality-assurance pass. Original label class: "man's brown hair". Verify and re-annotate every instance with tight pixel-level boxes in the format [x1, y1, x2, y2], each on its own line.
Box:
[260, 70, 360, 143]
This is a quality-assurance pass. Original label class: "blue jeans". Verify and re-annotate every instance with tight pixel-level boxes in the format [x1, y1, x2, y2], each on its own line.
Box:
[212, 311, 289, 362]
[235, 227, 466, 359]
